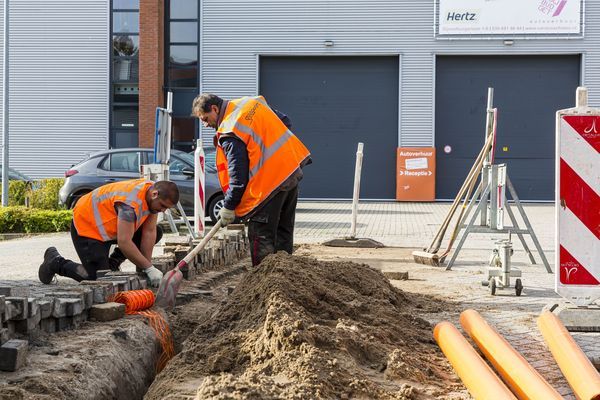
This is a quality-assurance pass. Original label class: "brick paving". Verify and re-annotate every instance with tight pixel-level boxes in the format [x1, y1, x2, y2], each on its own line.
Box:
[294, 201, 598, 399]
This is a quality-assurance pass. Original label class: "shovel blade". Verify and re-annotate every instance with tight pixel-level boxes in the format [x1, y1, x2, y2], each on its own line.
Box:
[155, 268, 183, 309]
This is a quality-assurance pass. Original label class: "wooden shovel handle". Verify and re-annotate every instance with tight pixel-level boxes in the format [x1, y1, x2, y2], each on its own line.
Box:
[180, 220, 223, 266]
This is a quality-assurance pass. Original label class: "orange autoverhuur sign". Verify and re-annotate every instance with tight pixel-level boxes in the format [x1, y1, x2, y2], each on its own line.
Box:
[396, 147, 436, 201]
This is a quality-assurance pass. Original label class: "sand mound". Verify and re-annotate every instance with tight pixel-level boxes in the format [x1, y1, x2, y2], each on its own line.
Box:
[146, 252, 455, 399]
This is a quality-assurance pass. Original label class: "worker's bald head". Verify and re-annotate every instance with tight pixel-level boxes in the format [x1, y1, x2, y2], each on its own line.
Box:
[146, 181, 179, 214]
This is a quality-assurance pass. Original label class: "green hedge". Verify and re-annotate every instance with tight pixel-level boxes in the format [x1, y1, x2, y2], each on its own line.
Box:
[1, 178, 65, 210]
[8, 180, 31, 207]
[30, 178, 66, 210]
[0, 206, 72, 233]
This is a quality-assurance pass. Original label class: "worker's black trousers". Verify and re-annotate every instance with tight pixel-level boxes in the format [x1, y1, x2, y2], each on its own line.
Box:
[53, 221, 163, 281]
[247, 185, 298, 266]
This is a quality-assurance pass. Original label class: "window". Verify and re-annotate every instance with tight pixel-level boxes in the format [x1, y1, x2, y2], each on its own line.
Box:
[169, 157, 189, 174]
[113, 12, 139, 33]
[113, 0, 139, 9]
[113, 35, 139, 56]
[110, 0, 139, 148]
[168, 68, 197, 88]
[170, 0, 196, 19]
[112, 106, 139, 129]
[165, 1, 199, 89]
[170, 45, 197, 66]
[171, 117, 196, 152]
[101, 152, 141, 172]
[170, 22, 198, 43]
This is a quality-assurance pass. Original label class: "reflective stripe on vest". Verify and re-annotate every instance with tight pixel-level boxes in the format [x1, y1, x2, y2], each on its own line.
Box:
[91, 181, 149, 241]
[216, 96, 310, 217]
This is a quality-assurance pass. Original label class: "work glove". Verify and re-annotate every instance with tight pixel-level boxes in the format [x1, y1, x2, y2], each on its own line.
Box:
[144, 266, 163, 288]
[218, 207, 236, 226]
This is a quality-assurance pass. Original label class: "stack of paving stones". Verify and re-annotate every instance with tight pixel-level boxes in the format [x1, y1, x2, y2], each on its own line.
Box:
[0, 226, 249, 371]
[0, 275, 146, 340]
[142, 225, 249, 306]
[142, 225, 248, 280]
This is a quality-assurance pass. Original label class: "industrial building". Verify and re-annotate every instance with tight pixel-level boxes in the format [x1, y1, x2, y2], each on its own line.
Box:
[0, 0, 597, 201]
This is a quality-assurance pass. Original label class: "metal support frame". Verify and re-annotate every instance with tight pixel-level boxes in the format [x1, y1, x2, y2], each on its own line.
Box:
[143, 92, 197, 239]
[446, 174, 551, 273]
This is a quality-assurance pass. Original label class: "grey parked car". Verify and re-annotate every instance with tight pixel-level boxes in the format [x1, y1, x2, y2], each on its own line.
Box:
[58, 148, 225, 223]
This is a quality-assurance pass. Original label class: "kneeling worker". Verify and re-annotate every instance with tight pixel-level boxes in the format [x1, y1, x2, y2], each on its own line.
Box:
[38, 179, 179, 287]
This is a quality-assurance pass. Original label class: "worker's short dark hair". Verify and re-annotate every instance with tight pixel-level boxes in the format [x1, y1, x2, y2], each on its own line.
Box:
[192, 93, 223, 115]
[154, 181, 179, 204]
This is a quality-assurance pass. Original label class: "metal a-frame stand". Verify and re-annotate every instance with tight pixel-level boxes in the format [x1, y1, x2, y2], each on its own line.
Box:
[445, 166, 551, 273]
[444, 93, 551, 273]
[142, 92, 197, 239]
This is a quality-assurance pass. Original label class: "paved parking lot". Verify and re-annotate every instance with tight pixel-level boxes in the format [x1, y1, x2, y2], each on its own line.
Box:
[294, 201, 597, 399]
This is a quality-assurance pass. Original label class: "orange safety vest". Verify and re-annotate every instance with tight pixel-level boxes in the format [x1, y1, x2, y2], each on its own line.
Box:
[216, 96, 310, 217]
[73, 179, 154, 241]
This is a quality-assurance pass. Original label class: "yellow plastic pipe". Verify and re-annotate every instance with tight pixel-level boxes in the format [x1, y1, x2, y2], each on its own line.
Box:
[538, 311, 600, 400]
[460, 309, 562, 400]
[433, 321, 517, 400]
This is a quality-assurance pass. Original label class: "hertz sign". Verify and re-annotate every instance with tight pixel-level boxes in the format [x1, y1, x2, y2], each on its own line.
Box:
[438, 0, 581, 36]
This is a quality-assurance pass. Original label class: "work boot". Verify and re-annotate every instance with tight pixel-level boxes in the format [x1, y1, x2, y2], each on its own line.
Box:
[107, 257, 123, 271]
[108, 248, 126, 271]
[38, 247, 63, 284]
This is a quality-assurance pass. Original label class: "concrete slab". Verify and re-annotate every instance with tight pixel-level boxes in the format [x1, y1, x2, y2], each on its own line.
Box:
[552, 303, 600, 332]
[322, 237, 384, 248]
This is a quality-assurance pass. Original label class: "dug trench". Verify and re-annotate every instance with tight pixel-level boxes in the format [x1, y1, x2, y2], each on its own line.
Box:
[0, 261, 246, 400]
[146, 252, 465, 399]
[1, 251, 467, 400]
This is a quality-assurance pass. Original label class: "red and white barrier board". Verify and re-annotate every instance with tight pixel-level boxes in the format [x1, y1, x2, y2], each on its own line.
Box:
[556, 88, 600, 306]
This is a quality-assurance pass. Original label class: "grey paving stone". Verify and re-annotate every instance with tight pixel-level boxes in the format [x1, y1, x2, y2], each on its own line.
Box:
[5, 297, 28, 320]
[0, 328, 8, 346]
[0, 286, 30, 297]
[37, 298, 54, 319]
[52, 298, 84, 318]
[0, 339, 28, 371]
[89, 302, 125, 322]
[14, 310, 41, 334]
[40, 318, 57, 334]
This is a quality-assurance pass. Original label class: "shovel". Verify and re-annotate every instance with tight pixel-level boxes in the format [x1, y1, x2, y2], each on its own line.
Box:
[155, 220, 223, 309]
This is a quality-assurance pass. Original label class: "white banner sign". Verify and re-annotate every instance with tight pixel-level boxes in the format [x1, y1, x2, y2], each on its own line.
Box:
[438, 0, 581, 35]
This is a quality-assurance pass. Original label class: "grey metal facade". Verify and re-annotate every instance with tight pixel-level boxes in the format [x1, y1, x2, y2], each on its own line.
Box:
[199, 0, 600, 150]
[0, 0, 109, 179]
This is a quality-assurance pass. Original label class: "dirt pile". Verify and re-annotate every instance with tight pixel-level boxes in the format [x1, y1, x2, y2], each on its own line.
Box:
[146, 252, 459, 399]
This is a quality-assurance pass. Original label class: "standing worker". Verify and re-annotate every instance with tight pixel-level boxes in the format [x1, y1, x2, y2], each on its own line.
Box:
[192, 93, 311, 266]
[38, 179, 179, 287]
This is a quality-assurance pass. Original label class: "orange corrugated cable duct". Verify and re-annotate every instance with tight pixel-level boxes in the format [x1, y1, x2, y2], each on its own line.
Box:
[112, 289, 175, 372]
[433, 321, 517, 400]
[538, 311, 600, 400]
[460, 309, 561, 399]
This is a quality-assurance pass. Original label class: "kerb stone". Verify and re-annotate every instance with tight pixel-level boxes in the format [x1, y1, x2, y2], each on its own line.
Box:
[89, 302, 126, 322]
[0, 339, 28, 372]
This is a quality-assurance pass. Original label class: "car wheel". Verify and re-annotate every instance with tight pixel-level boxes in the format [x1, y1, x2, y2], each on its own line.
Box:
[69, 190, 90, 209]
[208, 194, 225, 224]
